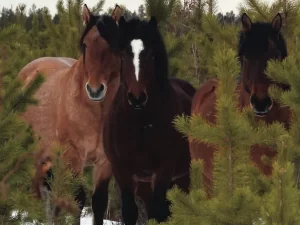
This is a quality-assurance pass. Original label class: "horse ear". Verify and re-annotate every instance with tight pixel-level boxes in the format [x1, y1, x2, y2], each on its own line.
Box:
[149, 16, 157, 28]
[82, 4, 92, 25]
[241, 13, 252, 31]
[112, 4, 122, 22]
[271, 13, 282, 33]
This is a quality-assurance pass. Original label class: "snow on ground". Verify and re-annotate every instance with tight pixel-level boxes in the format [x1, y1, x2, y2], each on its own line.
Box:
[15, 207, 121, 225]
[80, 207, 121, 225]
[80, 217, 121, 225]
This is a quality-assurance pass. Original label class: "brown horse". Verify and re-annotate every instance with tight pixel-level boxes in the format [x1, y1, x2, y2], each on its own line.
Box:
[103, 16, 196, 225]
[17, 5, 122, 225]
[190, 13, 291, 194]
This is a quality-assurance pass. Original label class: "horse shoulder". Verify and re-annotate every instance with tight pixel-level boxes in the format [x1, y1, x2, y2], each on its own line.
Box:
[191, 79, 218, 123]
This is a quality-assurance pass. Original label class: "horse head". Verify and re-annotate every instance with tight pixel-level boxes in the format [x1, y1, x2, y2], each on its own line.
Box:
[238, 13, 290, 116]
[118, 16, 169, 110]
[80, 4, 122, 102]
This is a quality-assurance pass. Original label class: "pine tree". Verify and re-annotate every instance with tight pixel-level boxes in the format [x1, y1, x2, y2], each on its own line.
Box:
[238, 0, 300, 51]
[145, 0, 177, 23]
[159, 44, 261, 225]
[148, 41, 300, 225]
[0, 54, 87, 224]
[0, 20, 87, 224]
[138, 5, 146, 18]
[147, 0, 300, 223]
[42, 0, 104, 58]
[152, 0, 238, 86]
[0, 22, 45, 223]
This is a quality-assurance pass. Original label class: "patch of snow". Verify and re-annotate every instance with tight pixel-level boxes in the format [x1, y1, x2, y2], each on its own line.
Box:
[13, 207, 121, 225]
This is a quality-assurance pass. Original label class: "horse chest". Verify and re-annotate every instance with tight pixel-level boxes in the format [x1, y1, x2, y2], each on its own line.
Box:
[113, 119, 177, 167]
[56, 100, 103, 161]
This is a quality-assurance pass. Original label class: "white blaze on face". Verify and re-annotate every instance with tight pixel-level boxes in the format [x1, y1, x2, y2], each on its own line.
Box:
[130, 39, 144, 81]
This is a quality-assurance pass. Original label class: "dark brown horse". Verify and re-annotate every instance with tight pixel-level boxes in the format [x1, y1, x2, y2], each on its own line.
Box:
[190, 13, 291, 194]
[103, 16, 196, 225]
[17, 5, 122, 225]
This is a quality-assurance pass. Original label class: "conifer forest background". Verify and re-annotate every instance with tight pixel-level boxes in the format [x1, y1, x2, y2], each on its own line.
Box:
[1, 0, 300, 224]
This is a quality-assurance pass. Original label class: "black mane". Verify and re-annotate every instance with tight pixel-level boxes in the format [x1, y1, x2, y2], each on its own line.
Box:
[79, 14, 119, 52]
[79, 14, 99, 51]
[238, 21, 287, 60]
[119, 16, 169, 87]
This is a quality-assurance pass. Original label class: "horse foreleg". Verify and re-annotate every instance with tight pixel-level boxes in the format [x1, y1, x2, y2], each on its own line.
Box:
[92, 159, 112, 225]
[135, 182, 152, 214]
[135, 182, 152, 223]
[148, 167, 174, 223]
[113, 167, 138, 225]
[63, 149, 86, 225]
[45, 149, 86, 225]
[73, 184, 86, 225]
[51, 184, 86, 225]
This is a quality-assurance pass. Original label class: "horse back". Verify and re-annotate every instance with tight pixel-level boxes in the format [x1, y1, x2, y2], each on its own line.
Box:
[168, 78, 196, 181]
[170, 77, 196, 98]
[169, 78, 196, 116]
[18, 57, 76, 87]
[191, 78, 218, 123]
[189, 78, 219, 192]
[17, 57, 77, 152]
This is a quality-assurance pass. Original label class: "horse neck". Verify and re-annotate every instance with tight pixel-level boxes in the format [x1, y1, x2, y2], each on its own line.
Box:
[142, 82, 173, 115]
[101, 76, 120, 119]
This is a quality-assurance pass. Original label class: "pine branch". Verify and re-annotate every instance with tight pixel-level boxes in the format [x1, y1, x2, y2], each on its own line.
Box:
[1, 73, 44, 119]
[91, 0, 105, 14]
[242, 0, 269, 21]
[0, 24, 25, 46]
[0, 152, 34, 200]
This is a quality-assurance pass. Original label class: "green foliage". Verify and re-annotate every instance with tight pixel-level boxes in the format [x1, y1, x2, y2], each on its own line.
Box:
[145, 0, 178, 23]
[0, 1, 125, 223]
[0, 6, 88, 223]
[163, 35, 300, 224]
[0, 41, 44, 223]
[0, 24, 25, 45]
[154, 46, 260, 225]
[238, 0, 300, 51]
[4, 0, 300, 224]
[260, 135, 300, 225]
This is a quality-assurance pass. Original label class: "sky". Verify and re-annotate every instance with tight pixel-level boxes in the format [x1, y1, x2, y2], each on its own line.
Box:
[0, 0, 275, 16]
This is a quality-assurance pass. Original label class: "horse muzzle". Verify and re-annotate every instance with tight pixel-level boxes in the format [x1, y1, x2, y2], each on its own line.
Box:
[250, 94, 273, 117]
[85, 83, 107, 101]
[127, 91, 148, 110]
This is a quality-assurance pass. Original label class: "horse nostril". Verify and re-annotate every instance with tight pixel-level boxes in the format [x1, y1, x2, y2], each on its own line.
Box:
[99, 84, 104, 92]
[86, 83, 104, 94]
[250, 94, 273, 115]
[86, 83, 92, 93]
[139, 91, 148, 105]
[85, 82, 107, 101]
[127, 92, 135, 105]
[127, 91, 147, 109]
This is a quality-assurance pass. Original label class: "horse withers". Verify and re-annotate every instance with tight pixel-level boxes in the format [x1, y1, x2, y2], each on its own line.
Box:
[103, 16, 196, 225]
[17, 5, 122, 225]
[190, 13, 291, 194]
